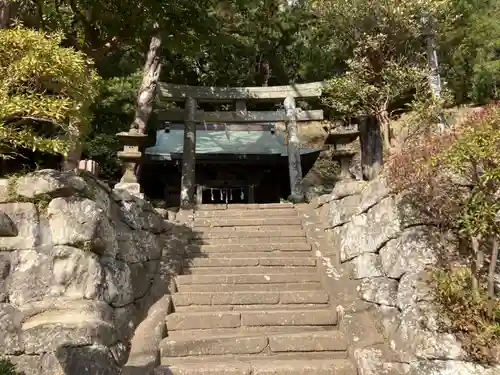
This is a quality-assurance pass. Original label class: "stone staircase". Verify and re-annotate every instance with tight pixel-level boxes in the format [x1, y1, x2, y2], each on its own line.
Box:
[154, 203, 357, 375]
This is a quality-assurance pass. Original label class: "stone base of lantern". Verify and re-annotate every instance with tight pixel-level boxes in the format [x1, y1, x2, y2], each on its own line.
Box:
[114, 182, 144, 199]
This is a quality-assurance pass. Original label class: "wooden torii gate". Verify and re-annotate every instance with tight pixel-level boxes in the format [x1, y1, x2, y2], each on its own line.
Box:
[115, 82, 325, 207]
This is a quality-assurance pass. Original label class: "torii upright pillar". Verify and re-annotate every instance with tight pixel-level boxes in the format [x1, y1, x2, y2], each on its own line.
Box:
[284, 96, 304, 203]
[180, 96, 197, 208]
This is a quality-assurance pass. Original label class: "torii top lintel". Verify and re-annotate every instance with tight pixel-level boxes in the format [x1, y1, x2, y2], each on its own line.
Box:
[157, 82, 325, 102]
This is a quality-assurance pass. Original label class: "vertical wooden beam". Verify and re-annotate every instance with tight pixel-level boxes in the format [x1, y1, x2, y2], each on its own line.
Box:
[248, 185, 255, 204]
[196, 185, 203, 205]
[284, 96, 304, 202]
[235, 100, 247, 112]
[359, 115, 383, 180]
[180, 96, 197, 208]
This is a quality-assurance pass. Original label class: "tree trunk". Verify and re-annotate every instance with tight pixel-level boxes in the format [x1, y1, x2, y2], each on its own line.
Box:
[180, 97, 197, 209]
[61, 142, 83, 172]
[359, 115, 383, 180]
[284, 96, 304, 202]
[130, 27, 162, 135]
[375, 105, 391, 151]
[61, 121, 83, 172]
[0, 0, 14, 28]
[422, 13, 447, 132]
[487, 236, 499, 318]
[471, 235, 483, 293]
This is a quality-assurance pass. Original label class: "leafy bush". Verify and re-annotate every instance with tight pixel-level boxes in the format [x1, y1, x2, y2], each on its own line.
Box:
[388, 104, 500, 363]
[0, 358, 20, 375]
[433, 268, 500, 363]
[386, 125, 460, 229]
[0, 26, 100, 159]
[388, 103, 500, 232]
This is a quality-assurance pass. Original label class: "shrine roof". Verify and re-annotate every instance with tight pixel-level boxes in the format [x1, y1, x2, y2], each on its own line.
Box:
[145, 125, 321, 160]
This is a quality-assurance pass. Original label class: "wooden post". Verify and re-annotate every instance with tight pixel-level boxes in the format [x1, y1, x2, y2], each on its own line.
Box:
[359, 115, 383, 180]
[196, 185, 203, 205]
[284, 96, 304, 202]
[180, 96, 197, 208]
[248, 185, 255, 204]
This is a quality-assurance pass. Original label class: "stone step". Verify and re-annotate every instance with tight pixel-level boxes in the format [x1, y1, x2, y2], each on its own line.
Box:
[187, 243, 312, 253]
[165, 309, 337, 331]
[193, 217, 302, 227]
[183, 266, 317, 275]
[160, 331, 347, 358]
[191, 236, 309, 245]
[185, 257, 317, 268]
[166, 326, 333, 339]
[198, 251, 313, 259]
[175, 304, 330, 312]
[172, 291, 329, 307]
[193, 227, 306, 238]
[175, 273, 320, 286]
[195, 209, 299, 218]
[177, 282, 323, 293]
[196, 203, 295, 211]
[155, 358, 356, 375]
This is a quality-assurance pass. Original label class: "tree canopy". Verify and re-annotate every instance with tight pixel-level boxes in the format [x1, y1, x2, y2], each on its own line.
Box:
[0, 0, 499, 177]
[0, 26, 100, 158]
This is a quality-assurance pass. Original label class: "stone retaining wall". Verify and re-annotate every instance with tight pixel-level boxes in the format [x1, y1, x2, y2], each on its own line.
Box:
[312, 178, 500, 375]
[0, 170, 189, 375]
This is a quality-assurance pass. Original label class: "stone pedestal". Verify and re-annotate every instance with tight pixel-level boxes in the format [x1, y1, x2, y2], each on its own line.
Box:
[333, 149, 357, 181]
[324, 121, 360, 182]
[115, 132, 149, 198]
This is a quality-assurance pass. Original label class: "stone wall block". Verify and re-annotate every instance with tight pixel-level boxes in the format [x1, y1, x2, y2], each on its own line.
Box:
[101, 257, 134, 308]
[408, 360, 500, 375]
[0, 210, 17, 237]
[340, 197, 401, 262]
[40, 344, 120, 375]
[360, 277, 398, 307]
[116, 228, 161, 264]
[9, 246, 105, 307]
[50, 245, 105, 301]
[397, 271, 434, 311]
[380, 227, 439, 279]
[358, 176, 391, 213]
[0, 252, 11, 302]
[328, 193, 362, 228]
[0, 303, 23, 355]
[48, 198, 118, 256]
[351, 253, 384, 279]
[0, 203, 39, 251]
[15, 169, 86, 199]
[392, 302, 463, 362]
[330, 180, 367, 201]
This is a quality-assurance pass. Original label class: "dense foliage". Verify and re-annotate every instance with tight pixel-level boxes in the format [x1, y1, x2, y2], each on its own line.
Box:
[433, 268, 500, 363]
[317, 0, 449, 148]
[0, 358, 20, 375]
[0, 26, 100, 159]
[3, 0, 499, 177]
[439, 0, 500, 104]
